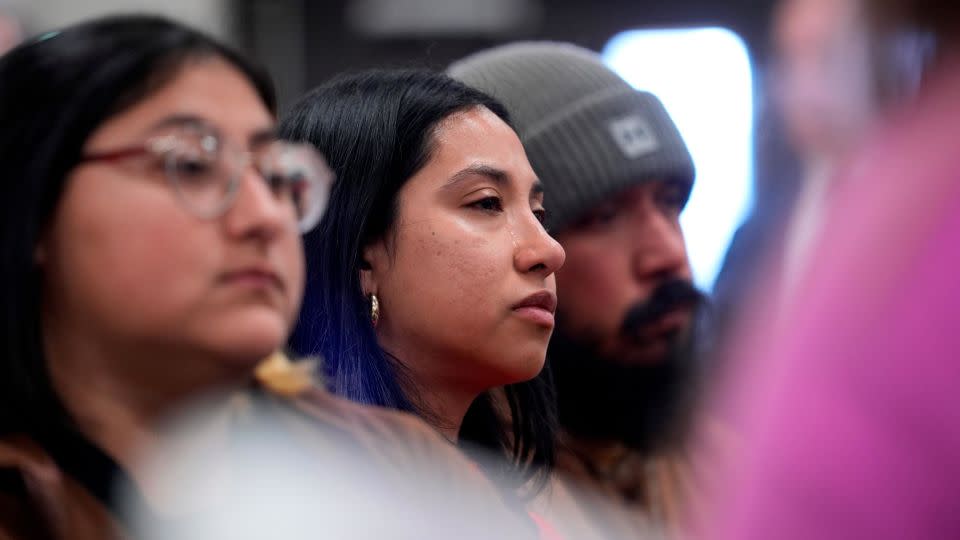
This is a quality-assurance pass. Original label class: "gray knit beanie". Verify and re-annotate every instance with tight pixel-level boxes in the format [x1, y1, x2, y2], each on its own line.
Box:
[448, 41, 695, 233]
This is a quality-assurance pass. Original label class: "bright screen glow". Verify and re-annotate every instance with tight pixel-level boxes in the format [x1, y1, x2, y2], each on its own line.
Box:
[603, 27, 754, 292]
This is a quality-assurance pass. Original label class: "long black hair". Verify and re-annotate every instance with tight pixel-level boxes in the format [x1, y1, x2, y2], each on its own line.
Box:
[0, 15, 276, 437]
[280, 69, 557, 494]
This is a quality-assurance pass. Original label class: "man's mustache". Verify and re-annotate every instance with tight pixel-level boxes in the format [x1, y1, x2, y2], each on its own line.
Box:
[620, 279, 704, 339]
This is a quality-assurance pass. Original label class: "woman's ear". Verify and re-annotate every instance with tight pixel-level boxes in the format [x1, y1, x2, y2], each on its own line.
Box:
[359, 239, 388, 295]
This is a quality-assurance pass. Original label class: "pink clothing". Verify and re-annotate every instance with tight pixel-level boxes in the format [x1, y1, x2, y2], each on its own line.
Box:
[711, 55, 960, 539]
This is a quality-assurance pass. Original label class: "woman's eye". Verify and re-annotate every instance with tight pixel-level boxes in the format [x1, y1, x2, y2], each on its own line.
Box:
[170, 155, 215, 182]
[265, 172, 291, 194]
[469, 196, 504, 213]
[533, 208, 547, 223]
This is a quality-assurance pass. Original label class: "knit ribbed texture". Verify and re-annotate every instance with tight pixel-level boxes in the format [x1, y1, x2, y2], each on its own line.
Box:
[449, 42, 695, 232]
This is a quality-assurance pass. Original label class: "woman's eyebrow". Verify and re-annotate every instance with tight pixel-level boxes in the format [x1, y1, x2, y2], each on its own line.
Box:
[143, 116, 277, 148]
[144, 114, 217, 136]
[442, 163, 508, 191]
[442, 163, 544, 202]
[249, 127, 279, 147]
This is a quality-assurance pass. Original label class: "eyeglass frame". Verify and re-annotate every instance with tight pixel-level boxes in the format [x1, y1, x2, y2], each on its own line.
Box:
[77, 131, 334, 233]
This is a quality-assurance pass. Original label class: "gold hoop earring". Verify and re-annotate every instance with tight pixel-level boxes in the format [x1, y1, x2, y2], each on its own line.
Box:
[370, 294, 380, 327]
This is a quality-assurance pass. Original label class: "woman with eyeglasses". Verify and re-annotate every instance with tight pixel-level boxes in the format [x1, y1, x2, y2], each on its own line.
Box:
[0, 15, 533, 540]
[281, 70, 566, 511]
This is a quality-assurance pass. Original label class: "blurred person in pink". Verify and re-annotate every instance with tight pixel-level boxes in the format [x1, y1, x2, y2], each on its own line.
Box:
[705, 1, 960, 537]
[711, 0, 931, 345]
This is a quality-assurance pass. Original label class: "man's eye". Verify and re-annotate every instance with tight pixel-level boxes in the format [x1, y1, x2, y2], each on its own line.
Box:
[573, 203, 620, 230]
[658, 183, 690, 211]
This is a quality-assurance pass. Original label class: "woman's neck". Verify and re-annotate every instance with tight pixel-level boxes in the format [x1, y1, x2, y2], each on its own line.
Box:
[377, 332, 491, 444]
[405, 381, 480, 444]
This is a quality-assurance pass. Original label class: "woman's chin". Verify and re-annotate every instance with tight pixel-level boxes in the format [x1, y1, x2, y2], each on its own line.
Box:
[495, 352, 547, 386]
[199, 312, 291, 366]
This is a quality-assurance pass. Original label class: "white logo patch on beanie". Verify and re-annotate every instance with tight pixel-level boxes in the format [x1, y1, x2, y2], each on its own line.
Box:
[607, 114, 659, 159]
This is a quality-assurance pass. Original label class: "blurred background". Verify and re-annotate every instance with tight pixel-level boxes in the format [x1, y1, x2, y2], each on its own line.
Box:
[0, 0, 862, 300]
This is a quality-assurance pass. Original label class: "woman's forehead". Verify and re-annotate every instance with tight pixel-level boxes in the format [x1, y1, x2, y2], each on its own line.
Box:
[423, 109, 539, 192]
[85, 59, 273, 148]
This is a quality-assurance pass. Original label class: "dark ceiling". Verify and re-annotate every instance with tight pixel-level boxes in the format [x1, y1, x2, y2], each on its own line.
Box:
[238, 0, 780, 110]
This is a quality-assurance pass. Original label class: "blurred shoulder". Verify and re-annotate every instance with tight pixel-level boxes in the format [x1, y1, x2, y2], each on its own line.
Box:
[253, 353, 534, 537]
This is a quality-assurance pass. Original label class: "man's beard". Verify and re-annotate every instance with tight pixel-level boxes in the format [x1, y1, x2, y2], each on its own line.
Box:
[549, 279, 706, 456]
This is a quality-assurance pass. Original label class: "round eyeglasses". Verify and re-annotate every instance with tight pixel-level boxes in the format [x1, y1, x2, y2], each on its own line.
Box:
[80, 128, 334, 233]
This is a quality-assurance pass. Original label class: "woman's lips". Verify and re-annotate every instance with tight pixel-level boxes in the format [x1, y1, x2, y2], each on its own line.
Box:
[511, 290, 557, 327]
[220, 267, 284, 292]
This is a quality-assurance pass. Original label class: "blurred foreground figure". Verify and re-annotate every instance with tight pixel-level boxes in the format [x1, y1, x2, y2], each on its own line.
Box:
[0, 15, 530, 540]
[706, 1, 960, 537]
[451, 42, 707, 539]
[712, 0, 900, 344]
